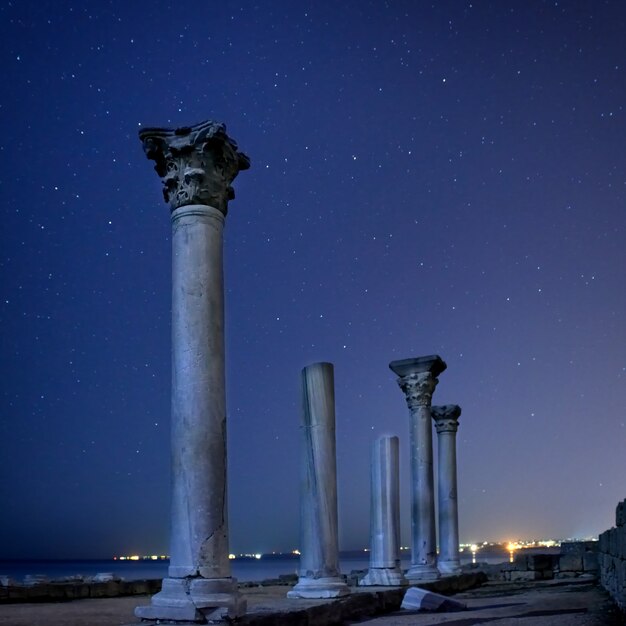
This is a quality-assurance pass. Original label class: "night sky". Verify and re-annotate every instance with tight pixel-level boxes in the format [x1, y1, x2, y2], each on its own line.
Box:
[1, 1, 625, 560]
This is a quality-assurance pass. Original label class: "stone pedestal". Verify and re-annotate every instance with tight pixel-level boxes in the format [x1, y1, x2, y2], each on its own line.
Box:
[287, 363, 350, 599]
[360, 436, 407, 586]
[389, 356, 446, 582]
[432, 404, 462, 575]
[134, 120, 249, 623]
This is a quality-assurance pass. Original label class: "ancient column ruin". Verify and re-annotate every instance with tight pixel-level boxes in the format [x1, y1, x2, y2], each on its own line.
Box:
[389, 355, 447, 582]
[287, 362, 350, 599]
[134, 120, 249, 623]
[360, 435, 407, 586]
[432, 404, 462, 575]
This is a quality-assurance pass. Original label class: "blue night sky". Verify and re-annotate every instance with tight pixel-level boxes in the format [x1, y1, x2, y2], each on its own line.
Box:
[1, 1, 625, 560]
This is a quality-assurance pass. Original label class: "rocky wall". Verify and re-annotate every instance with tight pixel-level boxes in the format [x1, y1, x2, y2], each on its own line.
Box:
[465, 542, 598, 582]
[599, 498, 626, 612]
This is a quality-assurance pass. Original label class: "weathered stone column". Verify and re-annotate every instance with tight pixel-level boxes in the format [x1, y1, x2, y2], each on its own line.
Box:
[389, 356, 446, 582]
[135, 120, 249, 623]
[287, 362, 350, 599]
[432, 404, 462, 575]
[360, 435, 407, 586]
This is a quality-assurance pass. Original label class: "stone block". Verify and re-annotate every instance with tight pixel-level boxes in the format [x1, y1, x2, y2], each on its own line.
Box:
[89, 581, 120, 597]
[561, 540, 597, 555]
[527, 554, 555, 571]
[401, 586, 467, 611]
[583, 550, 599, 572]
[7, 586, 27, 601]
[555, 571, 578, 579]
[47, 584, 71, 601]
[128, 580, 150, 595]
[509, 570, 541, 581]
[616, 529, 624, 557]
[67, 584, 83, 599]
[26, 584, 51, 600]
[135, 604, 204, 622]
[512, 553, 529, 570]
[616, 500, 626, 527]
[599, 531, 609, 553]
[558, 554, 583, 572]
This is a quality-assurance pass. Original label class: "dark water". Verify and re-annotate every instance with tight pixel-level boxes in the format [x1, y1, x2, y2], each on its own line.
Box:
[0, 552, 508, 583]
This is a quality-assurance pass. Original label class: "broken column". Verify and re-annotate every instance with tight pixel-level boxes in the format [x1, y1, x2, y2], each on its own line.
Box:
[360, 435, 406, 586]
[134, 120, 249, 623]
[432, 404, 462, 575]
[389, 356, 447, 582]
[287, 362, 350, 599]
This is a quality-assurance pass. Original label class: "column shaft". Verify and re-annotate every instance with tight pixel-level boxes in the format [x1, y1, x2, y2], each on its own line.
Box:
[287, 362, 349, 599]
[433, 404, 461, 575]
[409, 404, 437, 576]
[360, 436, 406, 586]
[389, 356, 446, 582]
[169, 205, 229, 578]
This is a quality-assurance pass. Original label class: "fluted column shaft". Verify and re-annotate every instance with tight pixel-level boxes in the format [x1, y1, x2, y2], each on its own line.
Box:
[360, 436, 406, 586]
[389, 356, 446, 582]
[432, 404, 461, 574]
[287, 362, 350, 599]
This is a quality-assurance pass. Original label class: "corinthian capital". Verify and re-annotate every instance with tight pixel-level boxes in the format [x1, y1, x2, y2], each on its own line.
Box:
[389, 355, 447, 411]
[397, 372, 438, 409]
[139, 119, 250, 214]
[431, 404, 461, 434]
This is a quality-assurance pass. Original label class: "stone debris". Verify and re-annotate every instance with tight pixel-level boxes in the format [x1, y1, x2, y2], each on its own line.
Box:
[401, 586, 467, 612]
[22, 575, 48, 587]
[92, 573, 120, 583]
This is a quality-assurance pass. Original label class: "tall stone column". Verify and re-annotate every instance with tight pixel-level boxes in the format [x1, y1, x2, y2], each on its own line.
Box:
[360, 435, 407, 586]
[389, 356, 446, 582]
[287, 362, 350, 599]
[432, 404, 462, 575]
[134, 120, 250, 623]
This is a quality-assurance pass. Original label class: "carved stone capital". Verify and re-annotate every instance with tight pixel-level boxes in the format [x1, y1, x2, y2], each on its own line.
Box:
[139, 119, 250, 214]
[389, 355, 447, 410]
[396, 372, 437, 409]
[432, 404, 461, 434]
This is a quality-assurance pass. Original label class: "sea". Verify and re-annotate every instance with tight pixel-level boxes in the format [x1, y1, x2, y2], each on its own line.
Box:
[0, 551, 511, 584]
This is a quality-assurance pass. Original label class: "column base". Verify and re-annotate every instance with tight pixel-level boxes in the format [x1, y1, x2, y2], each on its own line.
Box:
[406, 563, 440, 582]
[438, 559, 462, 575]
[134, 576, 246, 623]
[287, 576, 350, 599]
[359, 567, 407, 586]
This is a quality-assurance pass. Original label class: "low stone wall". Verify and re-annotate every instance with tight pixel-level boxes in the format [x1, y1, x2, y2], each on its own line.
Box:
[467, 543, 598, 582]
[599, 498, 626, 612]
[0, 579, 161, 604]
[0, 571, 486, 609]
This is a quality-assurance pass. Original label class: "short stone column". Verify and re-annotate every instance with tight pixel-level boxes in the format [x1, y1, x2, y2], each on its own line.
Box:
[360, 435, 407, 586]
[135, 121, 250, 623]
[287, 362, 350, 599]
[389, 356, 447, 582]
[432, 404, 462, 575]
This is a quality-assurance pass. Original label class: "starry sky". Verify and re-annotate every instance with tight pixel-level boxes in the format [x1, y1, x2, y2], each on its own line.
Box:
[1, 1, 625, 560]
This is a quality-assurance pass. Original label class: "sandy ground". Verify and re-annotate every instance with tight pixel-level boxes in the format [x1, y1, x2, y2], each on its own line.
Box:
[0, 579, 622, 626]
